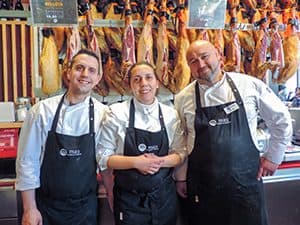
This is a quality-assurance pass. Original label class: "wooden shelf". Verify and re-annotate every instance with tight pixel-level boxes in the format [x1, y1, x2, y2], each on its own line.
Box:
[0, 10, 30, 19]
[0, 122, 23, 129]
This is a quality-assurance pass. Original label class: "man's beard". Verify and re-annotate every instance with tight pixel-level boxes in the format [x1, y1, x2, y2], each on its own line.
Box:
[194, 61, 221, 85]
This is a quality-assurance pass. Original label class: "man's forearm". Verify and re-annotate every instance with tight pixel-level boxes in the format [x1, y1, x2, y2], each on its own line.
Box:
[21, 189, 37, 211]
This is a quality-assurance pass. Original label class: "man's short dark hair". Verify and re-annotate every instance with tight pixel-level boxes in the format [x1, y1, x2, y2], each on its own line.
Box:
[69, 49, 100, 73]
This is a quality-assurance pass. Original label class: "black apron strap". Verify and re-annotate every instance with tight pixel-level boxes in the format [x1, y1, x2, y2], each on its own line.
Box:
[51, 93, 66, 132]
[195, 82, 201, 110]
[158, 105, 165, 130]
[225, 75, 243, 105]
[129, 99, 135, 128]
[89, 98, 95, 135]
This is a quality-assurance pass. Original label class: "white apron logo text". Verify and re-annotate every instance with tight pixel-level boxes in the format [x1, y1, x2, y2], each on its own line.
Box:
[209, 118, 231, 126]
[59, 148, 82, 157]
[138, 144, 159, 152]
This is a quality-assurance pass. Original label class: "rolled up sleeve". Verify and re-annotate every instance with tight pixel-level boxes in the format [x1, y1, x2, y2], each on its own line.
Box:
[15, 111, 44, 191]
[97, 109, 125, 171]
[259, 86, 293, 164]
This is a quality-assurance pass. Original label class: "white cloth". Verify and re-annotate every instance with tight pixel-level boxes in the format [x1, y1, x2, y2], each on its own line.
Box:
[98, 97, 186, 171]
[15, 94, 108, 191]
[174, 72, 292, 166]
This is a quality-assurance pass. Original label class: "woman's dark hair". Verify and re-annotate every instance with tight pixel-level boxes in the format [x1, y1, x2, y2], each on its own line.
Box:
[127, 61, 157, 82]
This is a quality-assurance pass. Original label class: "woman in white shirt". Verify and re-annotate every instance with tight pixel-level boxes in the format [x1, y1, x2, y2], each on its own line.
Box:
[98, 62, 186, 225]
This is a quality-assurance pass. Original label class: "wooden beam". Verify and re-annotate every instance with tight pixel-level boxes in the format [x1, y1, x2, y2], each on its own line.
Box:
[21, 23, 27, 97]
[2, 24, 8, 101]
[11, 24, 18, 102]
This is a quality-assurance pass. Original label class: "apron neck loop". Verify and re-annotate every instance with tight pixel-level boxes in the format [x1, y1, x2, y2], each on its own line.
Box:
[194, 74, 243, 109]
[129, 99, 165, 130]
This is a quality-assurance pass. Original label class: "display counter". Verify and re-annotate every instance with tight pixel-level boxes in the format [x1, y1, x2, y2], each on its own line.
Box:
[262, 148, 300, 225]
[1, 153, 300, 225]
[0, 122, 23, 129]
[263, 169, 300, 225]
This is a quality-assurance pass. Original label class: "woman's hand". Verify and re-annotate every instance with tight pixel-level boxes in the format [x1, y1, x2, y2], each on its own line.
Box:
[134, 154, 164, 175]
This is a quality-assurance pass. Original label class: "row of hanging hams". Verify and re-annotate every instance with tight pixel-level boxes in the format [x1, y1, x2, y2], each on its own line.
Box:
[224, 0, 300, 83]
[39, 0, 300, 97]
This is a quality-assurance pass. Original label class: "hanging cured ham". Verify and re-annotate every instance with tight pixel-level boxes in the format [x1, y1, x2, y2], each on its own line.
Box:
[224, 29, 241, 72]
[196, 29, 210, 41]
[85, 6, 108, 96]
[121, 0, 136, 93]
[168, 2, 190, 93]
[104, 54, 126, 95]
[137, 0, 155, 65]
[227, 0, 240, 24]
[277, 7, 300, 84]
[103, 2, 123, 52]
[251, 28, 281, 80]
[269, 17, 285, 81]
[211, 29, 225, 60]
[90, 2, 109, 54]
[62, 27, 81, 87]
[156, 0, 169, 87]
[52, 27, 66, 54]
[224, 2, 241, 73]
[130, 1, 143, 50]
[39, 29, 60, 95]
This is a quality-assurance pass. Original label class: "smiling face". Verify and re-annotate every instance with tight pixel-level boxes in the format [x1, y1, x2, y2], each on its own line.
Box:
[186, 40, 223, 86]
[129, 64, 159, 105]
[67, 53, 101, 99]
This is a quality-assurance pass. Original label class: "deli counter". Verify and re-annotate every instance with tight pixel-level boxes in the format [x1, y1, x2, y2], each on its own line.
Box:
[0, 151, 299, 225]
[0, 123, 300, 225]
[263, 148, 300, 225]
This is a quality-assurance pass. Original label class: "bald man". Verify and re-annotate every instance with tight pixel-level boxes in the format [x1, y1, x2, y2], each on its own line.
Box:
[174, 40, 292, 225]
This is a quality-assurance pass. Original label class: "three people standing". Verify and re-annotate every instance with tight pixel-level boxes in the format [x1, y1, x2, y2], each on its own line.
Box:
[16, 41, 292, 225]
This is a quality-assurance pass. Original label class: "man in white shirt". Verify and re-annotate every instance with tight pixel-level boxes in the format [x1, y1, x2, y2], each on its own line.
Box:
[174, 40, 292, 225]
[16, 49, 108, 225]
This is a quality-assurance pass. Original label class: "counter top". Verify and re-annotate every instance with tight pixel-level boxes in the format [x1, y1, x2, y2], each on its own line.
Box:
[283, 145, 300, 162]
[0, 122, 22, 129]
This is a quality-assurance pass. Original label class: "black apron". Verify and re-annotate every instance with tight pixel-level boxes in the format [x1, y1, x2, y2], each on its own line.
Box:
[113, 100, 177, 225]
[187, 76, 268, 225]
[36, 95, 98, 225]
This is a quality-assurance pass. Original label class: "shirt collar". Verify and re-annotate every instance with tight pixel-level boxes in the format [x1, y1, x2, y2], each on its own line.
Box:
[63, 94, 90, 106]
[133, 97, 159, 115]
[198, 72, 227, 92]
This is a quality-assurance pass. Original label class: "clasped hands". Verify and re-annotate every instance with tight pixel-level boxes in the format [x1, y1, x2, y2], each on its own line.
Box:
[135, 153, 165, 175]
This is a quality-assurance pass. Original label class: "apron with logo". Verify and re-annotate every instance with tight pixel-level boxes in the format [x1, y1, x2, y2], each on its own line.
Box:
[187, 76, 268, 225]
[36, 95, 98, 225]
[113, 100, 177, 225]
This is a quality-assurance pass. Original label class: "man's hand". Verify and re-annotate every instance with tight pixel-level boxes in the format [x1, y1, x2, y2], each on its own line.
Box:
[257, 157, 279, 180]
[22, 208, 42, 225]
[176, 181, 187, 198]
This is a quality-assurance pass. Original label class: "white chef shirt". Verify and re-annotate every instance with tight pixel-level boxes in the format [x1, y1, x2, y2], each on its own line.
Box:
[174, 72, 292, 166]
[15, 94, 108, 191]
[98, 97, 187, 171]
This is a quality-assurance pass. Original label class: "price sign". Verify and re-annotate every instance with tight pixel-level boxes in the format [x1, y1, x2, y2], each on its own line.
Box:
[188, 0, 227, 29]
[30, 0, 78, 26]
